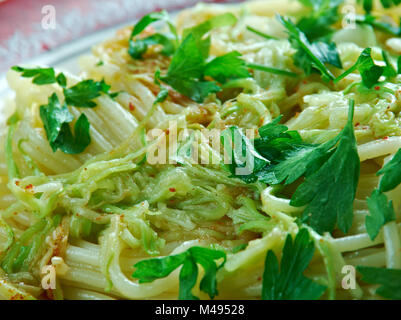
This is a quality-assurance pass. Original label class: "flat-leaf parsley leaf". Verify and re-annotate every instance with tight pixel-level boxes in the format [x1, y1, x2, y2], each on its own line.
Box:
[132, 246, 226, 300]
[262, 228, 326, 300]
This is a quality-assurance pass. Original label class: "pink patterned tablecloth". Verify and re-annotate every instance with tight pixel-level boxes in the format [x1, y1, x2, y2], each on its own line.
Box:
[0, 0, 242, 72]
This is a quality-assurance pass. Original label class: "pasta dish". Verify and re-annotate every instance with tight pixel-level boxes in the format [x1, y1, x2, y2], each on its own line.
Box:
[1, 0, 401, 300]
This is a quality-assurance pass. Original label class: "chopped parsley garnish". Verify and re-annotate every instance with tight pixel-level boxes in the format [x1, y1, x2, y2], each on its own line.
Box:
[56, 73, 67, 88]
[63, 79, 118, 108]
[246, 62, 298, 78]
[128, 10, 178, 59]
[204, 51, 251, 83]
[254, 115, 306, 163]
[130, 12, 298, 102]
[246, 26, 278, 40]
[160, 33, 222, 103]
[335, 48, 401, 90]
[357, 0, 401, 36]
[289, 100, 359, 234]
[278, 15, 342, 81]
[356, 14, 401, 36]
[261, 135, 336, 186]
[12, 66, 112, 154]
[382, 50, 399, 78]
[296, 0, 344, 41]
[221, 115, 313, 185]
[334, 48, 384, 88]
[39, 93, 91, 154]
[357, 266, 401, 299]
[153, 69, 169, 105]
[182, 13, 237, 47]
[156, 14, 245, 103]
[366, 189, 396, 240]
[358, 0, 401, 13]
[158, 42, 298, 102]
[11, 66, 67, 87]
[377, 148, 401, 193]
[364, 148, 401, 240]
[262, 228, 326, 300]
[223, 100, 360, 234]
[221, 126, 270, 183]
[131, 10, 176, 37]
[250, 0, 344, 42]
[132, 246, 226, 300]
[129, 33, 176, 59]
[12, 65, 118, 105]
[359, 0, 373, 12]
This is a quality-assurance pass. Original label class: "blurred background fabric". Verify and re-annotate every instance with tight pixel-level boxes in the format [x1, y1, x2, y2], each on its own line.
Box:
[0, 0, 241, 71]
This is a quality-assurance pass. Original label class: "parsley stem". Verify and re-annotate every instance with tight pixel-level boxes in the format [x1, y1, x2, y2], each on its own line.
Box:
[348, 98, 355, 120]
[246, 26, 278, 40]
[246, 62, 298, 77]
[356, 14, 401, 36]
[333, 65, 358, 84]
[277, 15, 339, 82]
[382, 49, 397, 76]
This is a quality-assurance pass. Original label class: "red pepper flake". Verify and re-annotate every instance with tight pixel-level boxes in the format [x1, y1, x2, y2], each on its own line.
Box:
[374, 86, 380, 91]
[25, 184, 33, 190]
[10, 293, 24, 300]
[15, 180, 20, 186]
[129, 102, 135, 111]
[42, 43, 50, 51]
[257, 276, 262, 281]
[383, 136, 389, 140]
[169, 187, 176, 192]
[354, 122, 360, 127]
[165, 129, 170, 135]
